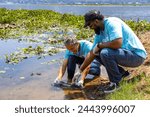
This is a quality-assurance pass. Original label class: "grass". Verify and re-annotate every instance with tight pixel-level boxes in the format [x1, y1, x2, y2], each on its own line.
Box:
[107, 73, 150, 100]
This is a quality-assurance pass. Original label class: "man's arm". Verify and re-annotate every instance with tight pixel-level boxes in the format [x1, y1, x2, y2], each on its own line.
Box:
[80, 50, 96, 72]
[57, 59, 68, 80]
[98, 38, 122, 49]
[80, 38, 122, 72]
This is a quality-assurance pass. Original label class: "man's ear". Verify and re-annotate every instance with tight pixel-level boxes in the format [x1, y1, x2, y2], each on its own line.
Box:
[95, 19, 99, 24]
[95, 19, 100, 25]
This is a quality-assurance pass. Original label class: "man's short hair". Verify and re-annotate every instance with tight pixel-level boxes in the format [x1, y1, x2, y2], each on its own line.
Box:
[64, 35, 78, 46]
[84, 10, 104, 27]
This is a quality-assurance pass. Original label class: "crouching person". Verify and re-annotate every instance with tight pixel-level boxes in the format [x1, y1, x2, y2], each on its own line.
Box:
[74, 10, 147, 93]
[54, 36, 100, 88]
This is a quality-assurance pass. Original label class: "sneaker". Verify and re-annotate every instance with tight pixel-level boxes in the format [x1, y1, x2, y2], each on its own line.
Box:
[103, 82, 120, 93]
[53, 81, 71, 88]
[53, 81, 64, 87]
[71, 82, 84, 89]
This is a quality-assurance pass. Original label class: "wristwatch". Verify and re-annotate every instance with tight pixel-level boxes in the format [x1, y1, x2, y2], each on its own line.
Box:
[97, 43, 101, 48]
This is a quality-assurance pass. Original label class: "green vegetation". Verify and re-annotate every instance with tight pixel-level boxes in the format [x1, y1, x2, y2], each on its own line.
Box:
[5, 46, 59, 64]
[125, 20, 150, 36]
[106, 73, 150, 99]
[0, 8, 87, 39]
[0, 8, 150, 39]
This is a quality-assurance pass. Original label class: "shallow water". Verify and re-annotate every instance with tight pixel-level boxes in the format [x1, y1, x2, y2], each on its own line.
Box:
[0, 53, 67, 99]
[0, 39, 66, 99]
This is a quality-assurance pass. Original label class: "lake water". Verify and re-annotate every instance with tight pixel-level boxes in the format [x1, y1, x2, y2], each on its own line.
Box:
[0, 4, 150, 21]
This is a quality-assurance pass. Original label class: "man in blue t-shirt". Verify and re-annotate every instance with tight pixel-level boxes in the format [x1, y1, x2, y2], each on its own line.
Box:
[54, 36, 100, 88]
[73, 10, 147, 93]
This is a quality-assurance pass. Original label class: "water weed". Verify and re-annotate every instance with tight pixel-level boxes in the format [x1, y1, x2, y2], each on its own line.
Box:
[0, 8, 150, 39]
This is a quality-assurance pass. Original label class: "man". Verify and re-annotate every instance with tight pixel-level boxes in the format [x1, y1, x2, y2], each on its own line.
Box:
[73, 10, 147, 93]
[54, 36, 100, 88]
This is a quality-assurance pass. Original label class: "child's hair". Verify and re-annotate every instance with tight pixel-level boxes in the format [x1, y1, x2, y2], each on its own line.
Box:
[64, 36, 78, 46]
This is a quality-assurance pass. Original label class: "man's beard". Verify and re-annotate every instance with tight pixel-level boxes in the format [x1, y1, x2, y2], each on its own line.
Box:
[94, 26, 102, 35]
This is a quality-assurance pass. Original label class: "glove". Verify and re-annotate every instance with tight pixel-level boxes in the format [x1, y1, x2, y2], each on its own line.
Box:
[54, 77, 61, 84]
[93, 43, 100, 56]
[72, 70, 82, 83]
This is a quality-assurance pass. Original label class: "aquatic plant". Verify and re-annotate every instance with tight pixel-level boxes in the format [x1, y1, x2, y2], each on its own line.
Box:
[5, 45, 60, 64]
[1, 8, 150, 39]
[125, 19, 150, 36]
[5, 52, 27, 64]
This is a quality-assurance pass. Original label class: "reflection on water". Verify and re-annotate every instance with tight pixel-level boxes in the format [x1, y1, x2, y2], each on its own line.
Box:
[0, 4, 150, 21]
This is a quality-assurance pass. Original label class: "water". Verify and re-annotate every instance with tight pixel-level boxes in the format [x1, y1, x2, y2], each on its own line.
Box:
[0, 4, 150, 21]
[0, 39, 67, 99]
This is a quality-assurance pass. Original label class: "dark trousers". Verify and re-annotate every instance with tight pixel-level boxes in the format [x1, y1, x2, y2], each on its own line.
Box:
[96, 48, 145, 84]
[67, 55, 100, 80]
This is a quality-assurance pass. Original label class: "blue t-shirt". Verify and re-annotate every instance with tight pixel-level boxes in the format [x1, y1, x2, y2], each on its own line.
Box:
[64, 40, 92, 59]
[92, 17, 147, 59]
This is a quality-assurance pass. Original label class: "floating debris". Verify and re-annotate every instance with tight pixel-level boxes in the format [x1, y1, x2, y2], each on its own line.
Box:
[0, 23, 17, 29]
[36, 73, 41, 76]
[30, 73, 34, 76]
[0, 70, 6, 74]
[51, 59, 58, 63]
[19, 77, 25, 80]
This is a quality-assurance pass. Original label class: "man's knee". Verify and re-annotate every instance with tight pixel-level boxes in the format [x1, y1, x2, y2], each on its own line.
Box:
[100, 48, 114, 59]
[100, 48, 109, 56]
[89, 67, 100, 76]
[89, 60, 100, 76]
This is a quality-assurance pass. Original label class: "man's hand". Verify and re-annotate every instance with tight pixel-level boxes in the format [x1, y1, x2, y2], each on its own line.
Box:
[76, 80, 84, 88]
[54, 77, 62, 84]
[72, 70, 82, 84]
[93, 43, 100, 55]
